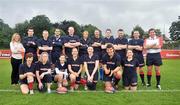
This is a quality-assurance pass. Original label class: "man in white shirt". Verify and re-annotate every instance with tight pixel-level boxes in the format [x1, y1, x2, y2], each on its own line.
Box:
[144, 28, 163, 90]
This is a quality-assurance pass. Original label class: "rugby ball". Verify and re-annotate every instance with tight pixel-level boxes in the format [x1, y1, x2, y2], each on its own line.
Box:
[56, 87, 68, 94]
[105, 86, 115, 93]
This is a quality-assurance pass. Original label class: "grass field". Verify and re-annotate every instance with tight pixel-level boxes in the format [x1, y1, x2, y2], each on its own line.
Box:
[0, 59, 180, 105]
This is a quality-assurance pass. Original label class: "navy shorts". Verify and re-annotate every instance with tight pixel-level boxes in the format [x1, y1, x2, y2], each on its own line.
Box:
[19, 78, 28, 84]
[41, 74, 52, 83]
[146, 53, 162, 66]
[123, 75, 137, 87]
[104, 72, 113, 82]
[19, 77, 36, 84]
[134, 53, 145, 67]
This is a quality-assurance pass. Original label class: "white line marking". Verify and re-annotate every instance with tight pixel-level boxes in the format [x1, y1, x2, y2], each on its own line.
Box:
[0, 89, 180, 93]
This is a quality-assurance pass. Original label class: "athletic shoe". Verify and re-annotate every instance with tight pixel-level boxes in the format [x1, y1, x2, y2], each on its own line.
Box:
[156, 85, 161, 90]
[84, 85, 88, 91]
[146, 83, 151, 87]
[47, 89, 51, 93]
[29, 90, 34, 95]
[141, 82, 146, 86]
[70, 87, 74, 92]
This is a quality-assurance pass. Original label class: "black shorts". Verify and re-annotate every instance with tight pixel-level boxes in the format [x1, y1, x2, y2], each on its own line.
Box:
[104, 72, 113, 82]
[123, 75, 137, 87]
[134, 53, 145, 67]
[146, 53, 162, 66]
[19, 78, 28, 84]
[41, 74, 52, 83]
[19, 77, 36, 84]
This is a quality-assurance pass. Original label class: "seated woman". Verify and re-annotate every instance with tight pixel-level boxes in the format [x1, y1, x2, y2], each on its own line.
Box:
[122, 49, 139, 91]
[54, 54, 68, 88]
[68, 48, 82, 91]
[84, 46, 99, 90]
[36, 52, 52, 93]
[19, 53, 36, 94]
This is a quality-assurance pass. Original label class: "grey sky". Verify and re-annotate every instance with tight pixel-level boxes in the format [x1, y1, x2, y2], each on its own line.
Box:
[0, 0, 180, 37]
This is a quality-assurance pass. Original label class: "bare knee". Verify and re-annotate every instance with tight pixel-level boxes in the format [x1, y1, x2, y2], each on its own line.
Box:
[70, 74, 76, 81]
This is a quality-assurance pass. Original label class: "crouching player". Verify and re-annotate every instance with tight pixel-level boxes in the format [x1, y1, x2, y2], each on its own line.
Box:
[19, 53, 36, 94]
[54, 54, 68, 89]
[36, 52, 52, 93]
[84, 46, 99, 90]
[122, 50, 139, 91]
[68, 48, 82, 91]
[102, 44, 122, 93]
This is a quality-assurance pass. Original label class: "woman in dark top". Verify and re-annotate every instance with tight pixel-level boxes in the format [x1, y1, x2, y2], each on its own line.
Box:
[19, 53, 36, 94]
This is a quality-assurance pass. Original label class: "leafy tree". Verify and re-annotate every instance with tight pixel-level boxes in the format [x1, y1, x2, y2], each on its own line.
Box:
[0, 19, 13, 48]
[132, 25, 145, 38]
[14, 20, 29, 37]
[29, 15, 51, 38]
[169, 17, 180, 41]
[81, 24, 99, 37]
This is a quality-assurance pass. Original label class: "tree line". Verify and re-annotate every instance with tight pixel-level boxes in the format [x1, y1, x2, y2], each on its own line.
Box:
[0, 15, 179, 49]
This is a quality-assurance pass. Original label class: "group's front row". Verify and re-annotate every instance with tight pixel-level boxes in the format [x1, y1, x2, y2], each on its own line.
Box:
[19, 44, 139, 94]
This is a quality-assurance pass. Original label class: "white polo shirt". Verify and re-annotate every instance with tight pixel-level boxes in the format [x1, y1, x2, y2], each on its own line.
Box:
[145, 36, 161, 54]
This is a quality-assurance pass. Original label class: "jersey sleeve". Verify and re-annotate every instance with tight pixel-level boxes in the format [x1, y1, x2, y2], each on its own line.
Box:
[140, 39, 144, 46]
[102, 54, 107, 65]
[75, 35, 80, 42]
[37, 39, 42, 47]
[35, 62, 40, 71]
[124, 38, 128, 44]
[135, 59, 139, 67]
[95, 55, 99, 61]
[116, 54, 121, 67]
[128, 39, 133, 45]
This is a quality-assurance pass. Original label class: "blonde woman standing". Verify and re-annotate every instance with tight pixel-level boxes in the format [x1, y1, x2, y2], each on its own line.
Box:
[10, 33, 25, 85]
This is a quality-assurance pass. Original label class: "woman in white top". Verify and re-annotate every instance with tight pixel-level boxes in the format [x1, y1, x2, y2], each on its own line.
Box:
[10, 33, 25, 85]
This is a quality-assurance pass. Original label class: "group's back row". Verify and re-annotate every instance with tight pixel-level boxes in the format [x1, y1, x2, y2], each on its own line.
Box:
[19, 27, 149, 63]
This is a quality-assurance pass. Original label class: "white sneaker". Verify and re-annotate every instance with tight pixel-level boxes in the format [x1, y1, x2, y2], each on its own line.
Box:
[84, 85, 88, 91]
[47, 89, 51, 93]
[70, 87, 74, 92]
[29, 90, 34, 95]
[156, 85, 161, 90]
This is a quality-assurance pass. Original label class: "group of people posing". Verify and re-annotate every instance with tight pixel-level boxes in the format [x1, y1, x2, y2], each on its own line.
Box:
[10, 26, 163, 94]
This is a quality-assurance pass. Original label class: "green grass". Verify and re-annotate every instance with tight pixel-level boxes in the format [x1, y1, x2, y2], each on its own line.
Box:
[0, 59, 180, 105]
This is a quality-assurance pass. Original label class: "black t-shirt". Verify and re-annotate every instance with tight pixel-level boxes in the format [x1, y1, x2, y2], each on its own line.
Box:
[92, 37, 102, 53]
[55, 61, 68, 72]
[128, 38, 144, 55]
[36, 61, 51, 75]
[19, 63, 36, 75]
[101, 36, 114, 53]
[64, 35, 80, 57]
[22, 36, 38, 54]
[50, 35, 64, 53]
[37, 38, 52, 54]
[84, 54, 99, 72]
[67, 57, 83, 72]
[79, 38, 92, 55]
[101, 36, 114, 45]
[102, 53, 121, 70]
[122, 58, 139, 77]
[114, 37, 128, 57]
